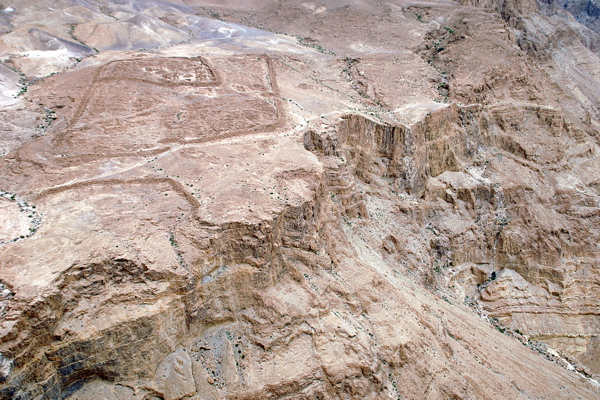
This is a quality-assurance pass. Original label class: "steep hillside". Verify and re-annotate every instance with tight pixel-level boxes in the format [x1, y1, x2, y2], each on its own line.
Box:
[0, 1, 599, 399]
[556, 0, 600, 36]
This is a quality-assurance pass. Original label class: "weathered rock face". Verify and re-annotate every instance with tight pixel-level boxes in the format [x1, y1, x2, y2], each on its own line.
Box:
[555, 0, 600, 35]
[0, 0, 599, 399]
[405, 1, 600, 378]
[328, 103, 600, 378]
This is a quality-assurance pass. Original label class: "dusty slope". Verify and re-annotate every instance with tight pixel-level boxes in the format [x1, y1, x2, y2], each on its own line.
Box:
[0, 0, 599, 399]
[555, 0, 600, 36]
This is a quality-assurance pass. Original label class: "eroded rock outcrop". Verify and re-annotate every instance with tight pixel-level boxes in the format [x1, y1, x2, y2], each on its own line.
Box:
[0, 0, 599, 399]
[317, 102, 600, 380]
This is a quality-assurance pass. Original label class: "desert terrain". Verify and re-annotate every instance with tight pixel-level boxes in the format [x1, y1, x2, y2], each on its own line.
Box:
[0, 0, 599, 399]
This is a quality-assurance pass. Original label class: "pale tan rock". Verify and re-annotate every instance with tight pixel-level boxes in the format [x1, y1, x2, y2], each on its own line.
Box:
[0, 1, 599, 399]
[154, 348, 195, 400]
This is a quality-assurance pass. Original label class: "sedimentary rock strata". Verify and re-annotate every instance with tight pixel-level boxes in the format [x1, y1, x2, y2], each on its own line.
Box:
[0, 0, 599, 399]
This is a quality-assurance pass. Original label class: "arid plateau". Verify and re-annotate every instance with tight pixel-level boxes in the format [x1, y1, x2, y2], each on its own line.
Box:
[0, 0, 600, 399]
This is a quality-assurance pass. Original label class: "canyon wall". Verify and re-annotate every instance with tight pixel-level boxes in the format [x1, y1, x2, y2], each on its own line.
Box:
[0, 0, 599, 399]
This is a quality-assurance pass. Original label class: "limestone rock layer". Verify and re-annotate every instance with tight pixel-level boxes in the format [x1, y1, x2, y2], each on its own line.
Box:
[0, 0, 599, 399]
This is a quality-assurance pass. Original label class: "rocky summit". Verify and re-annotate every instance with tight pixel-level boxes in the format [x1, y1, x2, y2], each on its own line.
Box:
[0, 0, 599, 399]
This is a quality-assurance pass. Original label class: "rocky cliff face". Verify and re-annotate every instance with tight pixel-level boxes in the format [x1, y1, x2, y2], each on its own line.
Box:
[0, 0, 599, 399]
[332, 104, 600, 378]
[555, 0, 600, 35]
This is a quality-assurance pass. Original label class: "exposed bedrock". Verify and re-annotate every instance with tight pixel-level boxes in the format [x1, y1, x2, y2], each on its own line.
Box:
[309, 102, 600, 380]
[1, 103, 599, 398]
[1, 0, 600, 398]
[0, 186, 334, 398]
